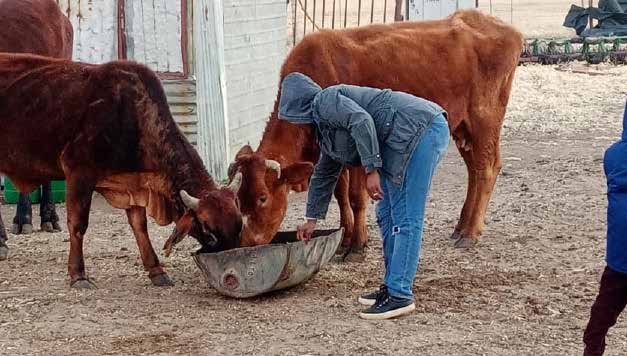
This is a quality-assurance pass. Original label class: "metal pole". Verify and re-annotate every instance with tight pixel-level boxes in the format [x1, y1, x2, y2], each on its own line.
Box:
[322, 0, 326, 28]
[343, 0, 348, 27]
[313, 0, 317, 33]
[370, 0, 375, 23]
[331, 0, 336, 29]
[357, 0, 362, 26]
[293, 0, 297, 45]
[489, 0, 493, 15]
[510, 0, 513, 24]
[384, 0, 388, 23]
[589, 0, 593, 29]
[303, 0, 308, 36]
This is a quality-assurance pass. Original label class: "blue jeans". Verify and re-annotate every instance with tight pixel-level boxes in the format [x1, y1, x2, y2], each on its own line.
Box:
[376, 114, 449, 300]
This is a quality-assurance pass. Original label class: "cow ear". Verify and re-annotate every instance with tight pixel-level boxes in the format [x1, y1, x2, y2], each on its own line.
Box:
[235, 145, 254, 160]
[281, 162, 314, 186]
[163, 211, 194, 257]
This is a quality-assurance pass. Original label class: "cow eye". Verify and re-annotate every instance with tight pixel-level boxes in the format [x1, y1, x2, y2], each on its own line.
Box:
[258, 195, 268, 205]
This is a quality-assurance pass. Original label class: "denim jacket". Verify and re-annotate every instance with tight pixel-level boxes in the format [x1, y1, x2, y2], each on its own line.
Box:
[604, 101, 627, 274]
[279, 72, 446, 219]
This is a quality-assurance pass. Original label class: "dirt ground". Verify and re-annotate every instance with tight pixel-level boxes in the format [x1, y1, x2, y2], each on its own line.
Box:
[1, 63, 626, 355]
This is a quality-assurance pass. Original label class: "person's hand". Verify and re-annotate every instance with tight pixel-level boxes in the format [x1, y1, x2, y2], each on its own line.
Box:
[297, 219, 317, 242]
[366, 170, 384, 201]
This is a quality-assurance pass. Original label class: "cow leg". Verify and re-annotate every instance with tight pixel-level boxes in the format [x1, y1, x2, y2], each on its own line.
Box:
[11, 193, 33, 235]
[334, 168, 354, 255]
[451, 146, 477, 241]
[454, 130, 502, 248]
[0, 209, 8, 261]
[345, 167, 369, 262]
[126, 206, 173, 287]
[65, 177, 96, 289]
[40, 182, 61, 233]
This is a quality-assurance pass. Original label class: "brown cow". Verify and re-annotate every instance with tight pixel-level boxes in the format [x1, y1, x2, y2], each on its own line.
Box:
[229, 10, 523, 259]
[0, 53, 243, 288]
[0, 0, 73, 260]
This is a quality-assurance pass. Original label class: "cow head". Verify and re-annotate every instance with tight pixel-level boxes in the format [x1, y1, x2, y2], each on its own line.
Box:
[228, 145, 314, 247]
[163, 174, 243, 256]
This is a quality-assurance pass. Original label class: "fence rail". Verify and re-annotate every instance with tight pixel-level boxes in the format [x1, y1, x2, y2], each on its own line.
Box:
[288, 0, 403, 46]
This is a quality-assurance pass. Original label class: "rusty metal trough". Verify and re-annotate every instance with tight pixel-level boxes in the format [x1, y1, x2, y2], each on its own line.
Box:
[193, 229, 343, 298]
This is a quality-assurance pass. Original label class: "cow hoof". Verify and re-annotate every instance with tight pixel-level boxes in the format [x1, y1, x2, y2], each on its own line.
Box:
[450, 229, 461, 240]
[343, 248, 367, 263]
[0, 245, 8, 261]
[11, 224, 20, 235]
[52, 222, 62, 232]
[454, 237, 478, 248]
[150, 273, 174, 287]
[335, 244, 350, 256]
[21, 224, 33, 235]
[71, 279, 97, 289]
[41, 222, 54, 233]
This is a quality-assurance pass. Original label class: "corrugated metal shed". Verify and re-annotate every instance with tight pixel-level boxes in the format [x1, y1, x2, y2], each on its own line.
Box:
[54, 0, 287, 179]
[56, 0, 199, 149]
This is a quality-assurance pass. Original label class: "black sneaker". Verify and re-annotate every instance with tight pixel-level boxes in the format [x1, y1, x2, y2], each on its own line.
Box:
[358, 285, 387, 306]
[359, 293, 415, 320]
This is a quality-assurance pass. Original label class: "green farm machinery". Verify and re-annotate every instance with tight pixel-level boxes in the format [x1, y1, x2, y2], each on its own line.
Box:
[520, 36, 627, 65]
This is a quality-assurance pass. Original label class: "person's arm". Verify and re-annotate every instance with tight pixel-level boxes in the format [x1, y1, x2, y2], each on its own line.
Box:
[297, 153, 343, 241]
[305, 153, 343, 220]
[317, 89, 382, 174]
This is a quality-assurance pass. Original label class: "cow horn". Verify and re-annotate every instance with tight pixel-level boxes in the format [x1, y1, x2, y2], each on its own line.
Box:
[265, 160, 281, 178]
[180, 190, 200, 211]
[228, 172, 243, 193]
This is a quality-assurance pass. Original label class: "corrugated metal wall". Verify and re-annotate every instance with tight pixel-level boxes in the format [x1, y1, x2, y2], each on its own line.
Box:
[165, 80, 198, 146]
[193, 0, 230, 179]
[223, 0, 287, 159]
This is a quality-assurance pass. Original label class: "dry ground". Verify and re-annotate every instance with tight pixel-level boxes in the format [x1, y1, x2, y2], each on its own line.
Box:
[1, 63, 626, 355]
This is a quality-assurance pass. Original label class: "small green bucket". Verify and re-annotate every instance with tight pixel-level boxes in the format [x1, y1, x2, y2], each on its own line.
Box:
[2, 178, 66, 204]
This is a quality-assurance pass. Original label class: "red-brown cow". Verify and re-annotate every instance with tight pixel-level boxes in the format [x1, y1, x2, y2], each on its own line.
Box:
[229, 10, 523, 259]
[0, 0, 74, 260]
[0, 53, 243, 288]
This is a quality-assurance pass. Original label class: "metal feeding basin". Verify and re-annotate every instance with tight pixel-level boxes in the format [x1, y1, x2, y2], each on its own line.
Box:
[193, 228, 343, 298]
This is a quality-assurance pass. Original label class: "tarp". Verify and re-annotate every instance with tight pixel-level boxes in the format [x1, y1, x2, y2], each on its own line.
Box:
[564, 0, 627, 36]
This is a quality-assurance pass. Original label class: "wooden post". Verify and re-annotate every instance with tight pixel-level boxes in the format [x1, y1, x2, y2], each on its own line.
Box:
[193, 0, 230, 179]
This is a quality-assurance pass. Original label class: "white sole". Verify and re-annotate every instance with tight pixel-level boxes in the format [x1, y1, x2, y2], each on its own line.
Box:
[357, 297, 376, 306]
[359, 303, 416, 320]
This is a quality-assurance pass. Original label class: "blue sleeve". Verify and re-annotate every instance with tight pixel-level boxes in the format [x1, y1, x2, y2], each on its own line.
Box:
[316, 89, 383, 173]
[305, 153, 343, 220]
